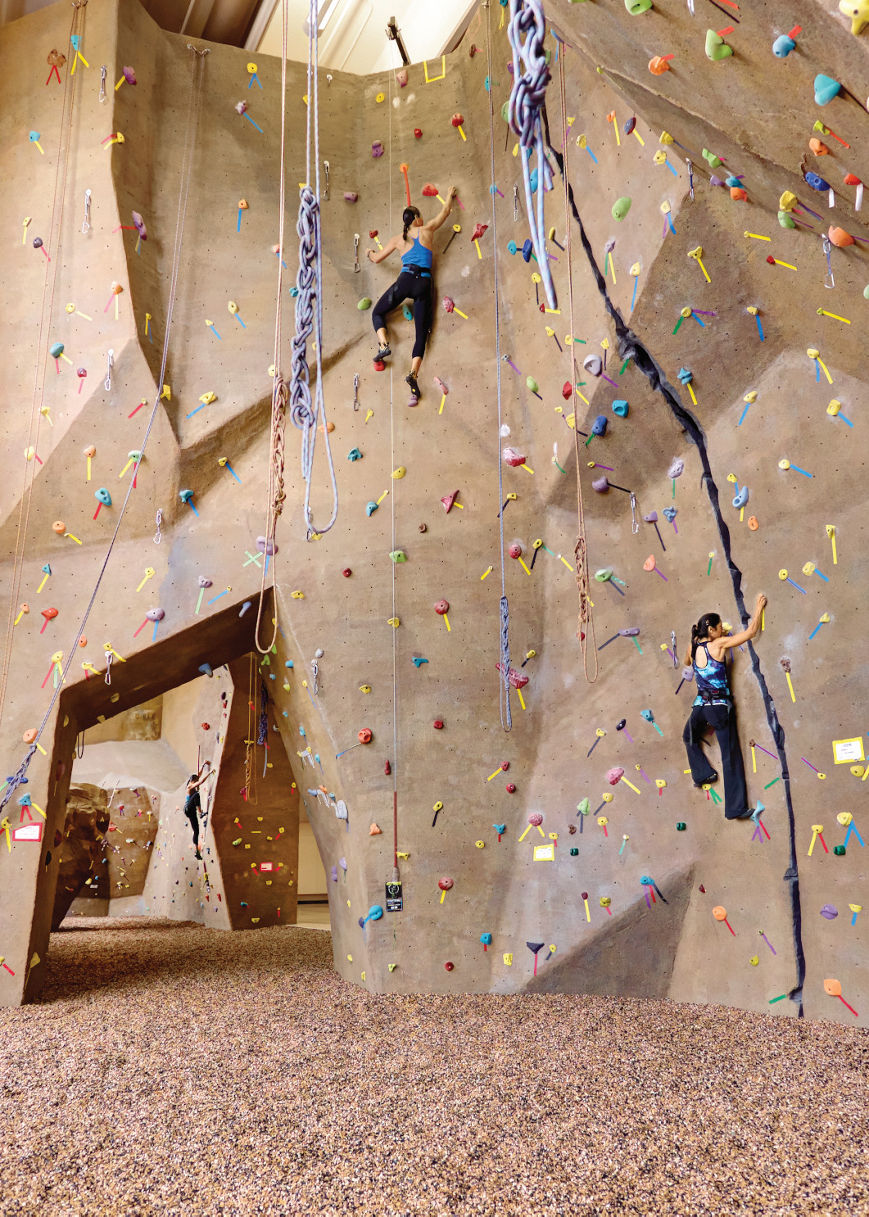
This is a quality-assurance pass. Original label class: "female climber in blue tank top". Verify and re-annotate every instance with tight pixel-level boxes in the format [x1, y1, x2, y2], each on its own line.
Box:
[366, 186, 458, 402]
[681, 593, 766, 822]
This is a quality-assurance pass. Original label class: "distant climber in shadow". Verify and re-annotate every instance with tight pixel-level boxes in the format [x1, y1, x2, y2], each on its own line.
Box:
[183, 762, 213, 860]
[366, 185, 458, 402]
[682, 593, 767, 823]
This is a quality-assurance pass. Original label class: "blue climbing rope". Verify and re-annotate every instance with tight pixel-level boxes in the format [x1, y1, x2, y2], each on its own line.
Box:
[507, 0, 557, 312]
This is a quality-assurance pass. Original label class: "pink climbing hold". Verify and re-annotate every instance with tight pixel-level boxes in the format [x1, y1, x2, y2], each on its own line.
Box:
[606, 767, 625, 786]
[442, 296, 455, 313]
[502, 447, 526, 467]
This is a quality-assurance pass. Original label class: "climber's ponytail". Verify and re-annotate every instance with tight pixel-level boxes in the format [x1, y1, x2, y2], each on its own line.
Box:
[690, 612, 721, 661]
[402, 206, 420, 240]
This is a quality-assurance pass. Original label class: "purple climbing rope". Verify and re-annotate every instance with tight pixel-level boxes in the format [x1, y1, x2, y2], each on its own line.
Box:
[507, 0, 557, 311]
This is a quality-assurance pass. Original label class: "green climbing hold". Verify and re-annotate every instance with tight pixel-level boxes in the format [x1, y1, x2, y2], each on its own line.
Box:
[833, 844, 846, 856]
[702, 148, 722, 169]
[389, 550, 407, 563]
[705, 29, 733, 60]
[676, 822, 687, 831]
[625, 0, 652, 12]
[357, 297, 372, 311]
[778, 210, 797, 229]
[526, 375, 539, 393]
[611, 196, 632, 221]
[500, 100, 510, 123]
[569, 847, 579, 856]
[863, 284, 869, 300]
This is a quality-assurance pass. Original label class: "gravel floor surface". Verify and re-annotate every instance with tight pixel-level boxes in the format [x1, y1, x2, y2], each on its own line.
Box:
[0, 918, 866, 1217]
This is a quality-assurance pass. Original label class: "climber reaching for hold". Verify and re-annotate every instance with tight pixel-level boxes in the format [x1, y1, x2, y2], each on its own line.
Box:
[366, 186, 458, 401]
[183, 761, 213, 860]
[682, 593, 767, 822]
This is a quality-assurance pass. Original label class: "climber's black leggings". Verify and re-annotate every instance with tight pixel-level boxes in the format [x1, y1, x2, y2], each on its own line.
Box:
[184, 807, 200, 848]
[372, 270, 433, 360]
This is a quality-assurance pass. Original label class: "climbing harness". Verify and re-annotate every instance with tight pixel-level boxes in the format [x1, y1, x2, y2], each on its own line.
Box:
[507, 0, 557, 311]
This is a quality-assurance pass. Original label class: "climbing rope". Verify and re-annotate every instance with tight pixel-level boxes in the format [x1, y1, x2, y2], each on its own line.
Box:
[0, 0, 88, 732]
[0, 44, 209, 820]
[291, 0, 339, 539]
[486, 0, 512, 731]
[386, 71, 401, 871]
[558, 48, 597, 679]
[507, 0, 557, 312]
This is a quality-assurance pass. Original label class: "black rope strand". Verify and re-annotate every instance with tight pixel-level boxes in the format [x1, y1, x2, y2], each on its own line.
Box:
[543, 109, 805, 1017]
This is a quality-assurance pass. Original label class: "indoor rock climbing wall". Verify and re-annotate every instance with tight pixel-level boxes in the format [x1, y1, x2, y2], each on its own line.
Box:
[0, 0, 866, 1023]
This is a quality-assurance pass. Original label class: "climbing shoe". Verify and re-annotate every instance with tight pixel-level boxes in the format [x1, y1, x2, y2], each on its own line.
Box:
[405, 372, 420, 399]
[694, 771, 718, 789]
[377, 343, 391, 359]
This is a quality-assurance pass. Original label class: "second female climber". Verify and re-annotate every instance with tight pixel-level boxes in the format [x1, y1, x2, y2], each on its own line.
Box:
[366, 186, 458, 401]
[682, 592, 767, 823]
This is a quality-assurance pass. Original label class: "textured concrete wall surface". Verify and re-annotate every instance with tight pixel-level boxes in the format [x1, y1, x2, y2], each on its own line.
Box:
[0, 0, 866, 1022]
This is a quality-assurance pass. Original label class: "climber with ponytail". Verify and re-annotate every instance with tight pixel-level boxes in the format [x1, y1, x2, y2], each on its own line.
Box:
[681, 593, 767, 822]
[366, 185, 459, 402]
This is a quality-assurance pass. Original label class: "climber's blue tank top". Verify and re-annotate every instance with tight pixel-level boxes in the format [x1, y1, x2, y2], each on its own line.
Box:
[693, 643, 731, 707]
[401, 233, 433, 274]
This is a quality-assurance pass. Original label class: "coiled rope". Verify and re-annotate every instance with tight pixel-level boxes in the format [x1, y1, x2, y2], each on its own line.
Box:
[486, 1, 512, 732]
[507, 0, 557, 312]
[0, 44, 209, 820]
[291, 0, 338, 539]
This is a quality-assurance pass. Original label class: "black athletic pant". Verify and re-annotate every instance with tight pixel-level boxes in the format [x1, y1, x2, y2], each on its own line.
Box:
[682, 702, 750, 820]
[185, 807, 200, 848]
[372, 270, 433, 360]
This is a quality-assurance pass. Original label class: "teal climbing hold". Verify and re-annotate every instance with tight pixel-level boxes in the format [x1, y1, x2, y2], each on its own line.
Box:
[365, 501, 378, 516]
[612, 399, 629, 418]
[814, 74, 841, 105]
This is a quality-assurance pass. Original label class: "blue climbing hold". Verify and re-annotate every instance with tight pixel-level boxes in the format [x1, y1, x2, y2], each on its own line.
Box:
[591, 414, 608, 436]
[365, 501, 379, 516]
[813, 74, 841, 106]
[806, 171, 830, 192]
[521, 239, 533, 262]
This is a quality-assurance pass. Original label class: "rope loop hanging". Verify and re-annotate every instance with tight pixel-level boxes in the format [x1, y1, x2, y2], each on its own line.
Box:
[288, 3, 338, 541]
[507, 0, 557, 311]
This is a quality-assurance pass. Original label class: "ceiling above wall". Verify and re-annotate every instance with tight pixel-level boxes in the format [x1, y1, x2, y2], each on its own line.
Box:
[0, 0, 480, 72]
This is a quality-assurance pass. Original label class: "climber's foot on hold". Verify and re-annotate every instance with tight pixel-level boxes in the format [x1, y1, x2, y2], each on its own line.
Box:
[695, 771, 718, 789]
[735, 807, 756, 820]
[195, 849, 202, 860]
[377, 343, 391, 359]
[405, 371, 420, 400]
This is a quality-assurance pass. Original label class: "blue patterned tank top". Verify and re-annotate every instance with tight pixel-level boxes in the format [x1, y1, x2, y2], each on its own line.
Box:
[693, 643, 731, 707]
